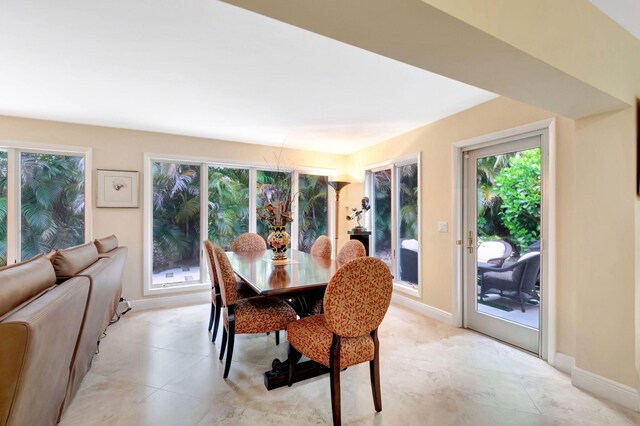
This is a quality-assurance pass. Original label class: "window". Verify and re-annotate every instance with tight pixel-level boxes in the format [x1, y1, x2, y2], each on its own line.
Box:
[151, 161, 202, 287]
[20, 153, 85, 260]
[368, 156, 420, 292]
[0, 145, 90, 266]
[297, 174, 328, 253]
[0, 151, 7, 267]
[144, 155, 334, 294]
[372, 169, 392, 268]
[208, 166, 250, 251]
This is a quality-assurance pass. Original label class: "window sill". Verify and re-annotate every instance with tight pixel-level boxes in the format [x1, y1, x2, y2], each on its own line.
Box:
[393, 281, 420, 298]
[144, 282, 210, 296]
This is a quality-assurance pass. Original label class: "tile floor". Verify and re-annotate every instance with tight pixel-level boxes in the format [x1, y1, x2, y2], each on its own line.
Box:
[59, 303, 640, 425]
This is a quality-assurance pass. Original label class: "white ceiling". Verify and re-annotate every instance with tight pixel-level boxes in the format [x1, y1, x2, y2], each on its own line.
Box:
[590, 0, 640, 42]
[0, 1, 497, 155]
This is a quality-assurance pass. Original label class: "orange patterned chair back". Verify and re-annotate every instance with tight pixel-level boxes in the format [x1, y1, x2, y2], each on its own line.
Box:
[211, 244, 238, 306]
[204, 240, 220, 290]
[310, 236, 332, 258]
[337, 240, 366, 265]
[232, 232, 267, 253]
[323, 257, 393, 337]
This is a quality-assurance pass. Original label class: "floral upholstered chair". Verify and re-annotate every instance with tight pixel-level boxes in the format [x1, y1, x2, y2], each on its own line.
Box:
[232, 232, 267, 253]
[204, 240, 256, 343]
[211, 244, 297, 378]
[287, 257, 393, 425]
[336, 239, 366, 265]
[310, 235, 332, 259]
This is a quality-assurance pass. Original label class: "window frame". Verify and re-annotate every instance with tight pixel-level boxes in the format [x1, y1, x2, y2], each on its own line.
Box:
[143, 153, 335, 295]
[0, 141, 92, 265]
[366, 153, 421, 297]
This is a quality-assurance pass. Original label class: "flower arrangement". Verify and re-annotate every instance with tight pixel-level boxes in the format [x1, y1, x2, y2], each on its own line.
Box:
[257, 180, 293, 227]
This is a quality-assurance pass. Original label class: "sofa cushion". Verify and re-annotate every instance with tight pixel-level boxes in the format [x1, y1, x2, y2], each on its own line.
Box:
[0, 254, 57, 317]
[94, 234, 119, 254]
[50, 242, 99, 279]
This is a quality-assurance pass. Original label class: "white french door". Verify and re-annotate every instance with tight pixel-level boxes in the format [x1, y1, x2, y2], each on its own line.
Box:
[463, 135, 544, 354]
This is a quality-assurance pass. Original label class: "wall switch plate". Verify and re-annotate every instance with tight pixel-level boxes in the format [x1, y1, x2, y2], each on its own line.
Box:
[438, 222, 448, 233]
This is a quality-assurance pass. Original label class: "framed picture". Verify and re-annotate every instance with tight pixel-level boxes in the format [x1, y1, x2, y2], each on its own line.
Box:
[97, 169, 139, 208]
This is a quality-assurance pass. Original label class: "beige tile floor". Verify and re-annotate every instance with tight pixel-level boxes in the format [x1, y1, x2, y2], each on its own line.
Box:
[59, 303, 640, 426]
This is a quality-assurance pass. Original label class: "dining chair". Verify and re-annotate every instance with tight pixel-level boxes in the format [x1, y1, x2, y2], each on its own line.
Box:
[287, 257, 393, 426]
[232, 232, 267, 253]
[336, 239, 366, 265]
[211, 244, 297, 378]
[310, 235, 332, 258]
[204, 240, 256, 342]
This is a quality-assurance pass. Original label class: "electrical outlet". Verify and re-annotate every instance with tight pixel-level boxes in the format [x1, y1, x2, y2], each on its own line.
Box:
[438, 222, 448, 233]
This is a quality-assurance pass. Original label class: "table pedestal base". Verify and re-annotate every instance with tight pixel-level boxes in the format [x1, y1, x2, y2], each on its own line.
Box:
[264, 358, 329, 390]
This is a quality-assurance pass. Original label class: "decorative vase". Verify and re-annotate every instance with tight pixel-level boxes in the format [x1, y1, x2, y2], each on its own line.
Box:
[267, 225, 290, 261]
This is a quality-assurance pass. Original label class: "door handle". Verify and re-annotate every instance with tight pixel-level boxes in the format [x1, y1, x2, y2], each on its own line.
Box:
[467, 231, 474, 254]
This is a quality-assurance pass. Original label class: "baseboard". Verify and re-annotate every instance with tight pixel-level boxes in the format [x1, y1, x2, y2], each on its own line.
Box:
[130, 290, 209, 311]
[572, 366, 640, 411]
[554, 352, 575, 375]
[391, 292, 454, 326]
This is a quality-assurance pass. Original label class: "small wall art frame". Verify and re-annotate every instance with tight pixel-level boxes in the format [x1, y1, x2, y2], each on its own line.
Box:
[97, 169, 140, 208]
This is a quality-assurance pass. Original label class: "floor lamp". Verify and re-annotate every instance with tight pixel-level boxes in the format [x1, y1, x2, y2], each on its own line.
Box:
[328, 180, 351, 259]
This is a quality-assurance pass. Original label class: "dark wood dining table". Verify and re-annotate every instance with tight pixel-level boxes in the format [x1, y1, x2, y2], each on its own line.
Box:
[225, 249, 339, 389]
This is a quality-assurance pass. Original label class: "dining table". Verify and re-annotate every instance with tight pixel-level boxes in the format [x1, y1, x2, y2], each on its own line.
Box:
[225, 249, 339, 390]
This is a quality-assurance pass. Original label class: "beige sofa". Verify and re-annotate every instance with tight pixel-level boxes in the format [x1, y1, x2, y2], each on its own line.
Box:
[0, 235, 127, 426]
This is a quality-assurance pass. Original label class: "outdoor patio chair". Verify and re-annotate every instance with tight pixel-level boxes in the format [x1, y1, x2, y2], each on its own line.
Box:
[478, 251, 540, 312]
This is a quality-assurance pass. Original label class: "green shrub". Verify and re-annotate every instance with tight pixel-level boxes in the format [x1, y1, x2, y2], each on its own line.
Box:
[494, 149, 541, 251]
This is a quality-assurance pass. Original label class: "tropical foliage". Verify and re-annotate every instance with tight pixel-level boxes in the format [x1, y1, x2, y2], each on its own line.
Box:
[208, 167, 249, 251]
[297, 174, 328, 253]
[373, 169, 392, 258]
[398, 163, 418, 241]
[0, 151, 7, 266]
[477, 148, 540, 252]
[494, 149, 541, 250]
[152, 162, 200, 274]
[373, 163, 419, 256]
[20, 153, 85, 260]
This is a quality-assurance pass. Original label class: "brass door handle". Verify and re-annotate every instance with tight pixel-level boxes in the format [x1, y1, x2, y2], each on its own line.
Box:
[467, 231, 474, 254]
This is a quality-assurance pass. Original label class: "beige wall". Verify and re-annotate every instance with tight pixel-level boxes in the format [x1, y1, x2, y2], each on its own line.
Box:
[341, 96, 576, 358]
[574, 108, 637, 386]
[0, 115, 346, 301]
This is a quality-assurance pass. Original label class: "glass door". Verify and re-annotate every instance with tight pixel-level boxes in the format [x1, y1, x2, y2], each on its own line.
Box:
[464, 135, 542, 354]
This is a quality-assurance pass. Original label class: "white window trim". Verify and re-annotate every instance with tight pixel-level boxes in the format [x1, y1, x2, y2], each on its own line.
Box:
[143, 153, 336, 296]
[365, 152, 421, 297]
[0, 140, 92, 265]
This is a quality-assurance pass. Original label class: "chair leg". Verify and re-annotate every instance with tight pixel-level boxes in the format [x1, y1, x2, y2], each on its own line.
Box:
[219, 327, 227, 360]
[208, 302, 214, 332]
[329, 334, 342, 426]
[369, 329, 382, 412]
[288, 344, 302, 387]
[223, 321, 235, 379]
[212, 301, 221, 342]
[276, 330, 280, 345]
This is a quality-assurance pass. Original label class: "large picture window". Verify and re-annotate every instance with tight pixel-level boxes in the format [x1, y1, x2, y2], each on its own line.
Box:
[151, 161, 202, 286]
[144, 155, 334, 294]
[297, 174, 328, 253]
[20, 153, 85, 260]
[0, 145, 91, 266]
[368, 156, 420, 292]
[208, 166, 250, 251]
